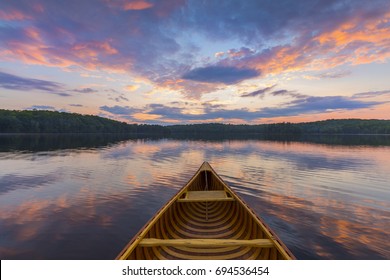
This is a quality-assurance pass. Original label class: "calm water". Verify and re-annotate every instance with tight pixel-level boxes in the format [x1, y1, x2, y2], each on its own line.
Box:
[0, 134, 389, 260]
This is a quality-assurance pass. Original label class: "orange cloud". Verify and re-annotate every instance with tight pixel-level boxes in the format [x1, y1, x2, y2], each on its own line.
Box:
[159, 78, 222, 99]
[257, 103, 390, 124]
[231, 12, 390, 77]
[5, 41, 50, 65]
[2, 37, 128, 73]
[125, 84, 140, 91]
[24, 27, 42, 41]
[72, 41, 118, 57]
[314, 13, 390, 67]
[132, 112, 160, 120]
[123, 0, 153, 10]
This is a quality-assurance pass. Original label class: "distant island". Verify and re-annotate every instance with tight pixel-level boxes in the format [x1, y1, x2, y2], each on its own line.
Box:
[1, 109, 390, 135]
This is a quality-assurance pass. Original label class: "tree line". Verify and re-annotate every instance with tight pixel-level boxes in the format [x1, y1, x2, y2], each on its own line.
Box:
[0, 109, 167, 134]
[169, 119, 390, 135]
[1, 109, 390, 134]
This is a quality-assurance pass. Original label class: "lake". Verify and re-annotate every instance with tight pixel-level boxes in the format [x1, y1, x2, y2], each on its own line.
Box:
[0, 134, 389, 259]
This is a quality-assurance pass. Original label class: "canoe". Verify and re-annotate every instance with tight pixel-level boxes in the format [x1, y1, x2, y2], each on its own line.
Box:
[116, 162, 295, 260]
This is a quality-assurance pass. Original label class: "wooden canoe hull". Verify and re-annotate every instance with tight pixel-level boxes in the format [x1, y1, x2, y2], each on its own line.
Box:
[117, 162, 295, 260]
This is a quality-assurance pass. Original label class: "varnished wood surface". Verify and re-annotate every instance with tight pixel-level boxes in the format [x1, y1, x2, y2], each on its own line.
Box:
[177, 190, 235, 202]
[139, 238, 275, 247]
[116, 162, 295, 260]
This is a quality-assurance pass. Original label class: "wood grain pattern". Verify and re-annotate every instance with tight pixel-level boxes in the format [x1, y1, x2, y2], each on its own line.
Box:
[116, 162, 295, 260]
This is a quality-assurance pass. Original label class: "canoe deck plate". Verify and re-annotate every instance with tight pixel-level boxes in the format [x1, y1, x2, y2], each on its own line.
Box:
[178, 190, 235, 202]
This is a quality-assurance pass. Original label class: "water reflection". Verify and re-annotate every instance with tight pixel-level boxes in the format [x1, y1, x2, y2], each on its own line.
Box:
[0, 173, 58, 194]
[0, 133, 139, 152]
[0, 134, 389, 259]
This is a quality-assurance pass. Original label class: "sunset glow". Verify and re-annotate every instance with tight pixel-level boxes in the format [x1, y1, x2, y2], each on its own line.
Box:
[1, 0, 389, 124]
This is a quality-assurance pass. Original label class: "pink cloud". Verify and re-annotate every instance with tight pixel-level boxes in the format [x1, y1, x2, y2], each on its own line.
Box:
[105, 0, 154, 11]
[72, 41, 119, 57]
[123, 0, 154, 10]
[218, 11, 390, 78]
[227, 47, 255, 59]
[2, 30, 126, 72]
[1, 0, 389, 102]
[0, 9, 31, 21]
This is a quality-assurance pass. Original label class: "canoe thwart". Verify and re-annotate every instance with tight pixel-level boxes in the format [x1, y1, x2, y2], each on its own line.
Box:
[116, 162, 295, 260]
[139, 238, 274, 248]
[177, 190, 235, 202]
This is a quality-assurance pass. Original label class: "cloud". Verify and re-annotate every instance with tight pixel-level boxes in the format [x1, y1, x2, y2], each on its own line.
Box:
[209, 2, 390, 77]
[0, 70, 72, 96]
[69, 104, 84, 107]
[100, 93, 384, 124]
[204, 96, 381, 121]
[100, 105, 142, 115]
[0, 0, 184, 83]
[317, 70, 352, 79]
[125, 85, 140, 91]
[114, 95, 130, 102]
[241, 85, 277, 98]
[25, 105, 57, 111]
[0, 8, 31, 21]
[352, 90, 390, 98]
[216, 47, 255, 59]
[122, 1, 154, 11]
[1, 0, 389, 98]
[241, 86, 306, 99]
[227, 47, 255, 58]
[72, 88, 98, 94]
[214, 52, 225, 58]
[0, 70, 60, 92]
[260, 96, 382, 118]
[182, 66, 260, 84]
[268, 89, 306, 99]
[105, 0, 154, 11]
[55, 92, 72, 97]
[270, 90, 292, 96]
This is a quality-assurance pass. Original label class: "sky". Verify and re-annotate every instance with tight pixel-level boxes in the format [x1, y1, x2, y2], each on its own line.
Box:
[0, 0, 390, 125]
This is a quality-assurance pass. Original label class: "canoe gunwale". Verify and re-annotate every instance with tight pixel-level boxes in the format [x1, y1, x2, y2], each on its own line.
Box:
[201, 163, 295, 260]
[116, 162, 295, 260]
[116, 163, 206, 260]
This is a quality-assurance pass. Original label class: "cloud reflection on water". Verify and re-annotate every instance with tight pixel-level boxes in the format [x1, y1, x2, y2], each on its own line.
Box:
[0, 136, 389, 259]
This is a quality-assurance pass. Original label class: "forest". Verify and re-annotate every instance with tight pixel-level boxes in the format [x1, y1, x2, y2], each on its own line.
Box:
[0, 109, 167, 134]
[1, 109, 390, 135]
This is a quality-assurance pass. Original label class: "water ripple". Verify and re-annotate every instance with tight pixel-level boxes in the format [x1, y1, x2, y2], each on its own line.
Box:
[0, 135, 389, 259]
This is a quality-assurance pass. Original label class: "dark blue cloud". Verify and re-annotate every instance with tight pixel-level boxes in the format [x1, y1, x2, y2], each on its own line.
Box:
[317, 70, 352, 79]
[98, 92, 384, 124]
[72, 88, 98, 94]
[151, 95, 383, 123]
[352, 90, 390, 98]
[147, 104, 198, 121]
[0, 70, 66, 94]
[56, 92, 72, 97]
[258, 96, 381, 118]
[182, 66, 260, 84]
[241, 85, 276, 98]
[269, 90, 296, 97]
[242, 86, 306, 99]
[113, 95, 129, 103]
[1, 0, 389, 97]
[147, 103, 257, 122]
[181, 0, 389, 44]
[100, 105, 142, 115]
[25, 105, 57, 111]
